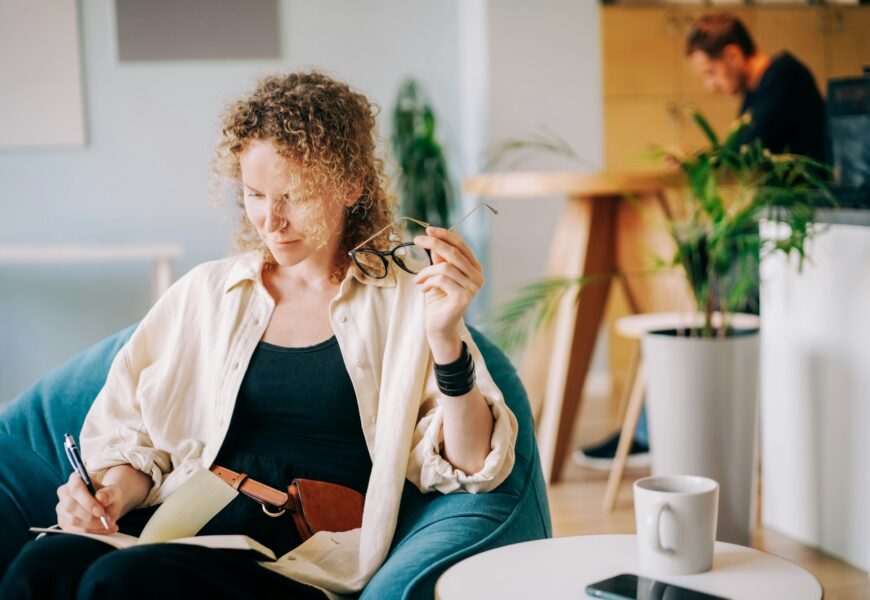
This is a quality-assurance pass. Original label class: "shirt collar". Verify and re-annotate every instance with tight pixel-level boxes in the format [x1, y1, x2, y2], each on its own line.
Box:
[223, 250, 397, 293]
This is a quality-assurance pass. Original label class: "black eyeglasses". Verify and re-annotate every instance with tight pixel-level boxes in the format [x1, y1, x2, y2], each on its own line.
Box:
[348, 202, 498, 280]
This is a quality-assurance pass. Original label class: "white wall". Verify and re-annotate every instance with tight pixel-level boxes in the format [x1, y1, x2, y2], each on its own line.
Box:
[484, 0, 603, 309]
[0, 0, 605, 404]
[482, 0, 607, 374]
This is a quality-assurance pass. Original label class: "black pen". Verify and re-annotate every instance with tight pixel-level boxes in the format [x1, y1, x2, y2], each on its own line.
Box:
[63, 433, 110, 530]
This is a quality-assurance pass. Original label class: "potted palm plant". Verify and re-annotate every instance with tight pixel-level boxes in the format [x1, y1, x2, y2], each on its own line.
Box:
[487, 111, 831, 544]
[391, 79, 454, 231]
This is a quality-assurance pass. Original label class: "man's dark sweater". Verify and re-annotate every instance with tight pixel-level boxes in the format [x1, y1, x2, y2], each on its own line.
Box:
[739, 51, 826, 163]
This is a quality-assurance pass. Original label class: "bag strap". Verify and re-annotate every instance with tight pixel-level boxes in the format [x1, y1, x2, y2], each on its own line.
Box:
[209, 464, 297, 513]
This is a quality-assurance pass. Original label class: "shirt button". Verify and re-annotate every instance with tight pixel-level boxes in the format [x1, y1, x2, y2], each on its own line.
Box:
[339, 314, 348, 323]
[233, 362, 240, 370]
[357, 358, 368, 369]
[370, 416, 377, 425]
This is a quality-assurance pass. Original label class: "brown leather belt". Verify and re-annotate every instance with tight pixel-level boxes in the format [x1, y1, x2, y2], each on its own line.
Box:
[209, 464, 297, 518]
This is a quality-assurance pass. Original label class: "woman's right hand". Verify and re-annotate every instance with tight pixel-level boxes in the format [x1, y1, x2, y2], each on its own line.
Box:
[56, 472, 122, 534]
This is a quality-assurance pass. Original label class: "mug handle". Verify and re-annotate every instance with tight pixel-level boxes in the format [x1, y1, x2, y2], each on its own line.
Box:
[647, 501, 675, 554]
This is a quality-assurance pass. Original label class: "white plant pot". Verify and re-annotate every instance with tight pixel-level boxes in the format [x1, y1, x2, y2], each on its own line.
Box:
[641, 329, 759, 546]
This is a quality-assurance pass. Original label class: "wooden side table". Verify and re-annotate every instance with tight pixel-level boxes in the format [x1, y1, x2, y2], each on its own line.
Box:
[464, 170, 690, 483]
[435, 534, 823, 600]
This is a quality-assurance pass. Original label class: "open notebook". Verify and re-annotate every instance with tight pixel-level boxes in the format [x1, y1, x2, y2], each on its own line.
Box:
[29, 468, 276, 561]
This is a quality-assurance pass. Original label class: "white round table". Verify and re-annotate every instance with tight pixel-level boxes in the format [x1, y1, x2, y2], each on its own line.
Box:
[435, 535, 822, 600]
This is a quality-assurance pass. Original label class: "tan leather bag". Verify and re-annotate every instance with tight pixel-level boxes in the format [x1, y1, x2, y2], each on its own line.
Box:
[209, 465, 365, 542]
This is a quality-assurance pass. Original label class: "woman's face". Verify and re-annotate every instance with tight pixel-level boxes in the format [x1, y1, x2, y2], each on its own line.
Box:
[239, 138, 349, 268]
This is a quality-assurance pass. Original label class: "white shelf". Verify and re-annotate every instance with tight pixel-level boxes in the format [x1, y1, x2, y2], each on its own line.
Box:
[0, 244, 184, 302]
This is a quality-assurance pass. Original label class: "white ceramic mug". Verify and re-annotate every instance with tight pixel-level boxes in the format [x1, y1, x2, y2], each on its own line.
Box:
[634, 475, 719, 576]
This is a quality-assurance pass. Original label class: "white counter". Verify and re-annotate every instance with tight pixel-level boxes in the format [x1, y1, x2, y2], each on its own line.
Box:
[760, 217, 870, 573]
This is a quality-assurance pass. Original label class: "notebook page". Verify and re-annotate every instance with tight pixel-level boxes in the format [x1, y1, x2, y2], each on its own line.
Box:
[137, 468, 237, 544]
[28, 528, 139, 550]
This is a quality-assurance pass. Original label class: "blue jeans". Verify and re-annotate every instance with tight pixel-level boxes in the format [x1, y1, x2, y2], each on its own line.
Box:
[634, 403, 649, 447]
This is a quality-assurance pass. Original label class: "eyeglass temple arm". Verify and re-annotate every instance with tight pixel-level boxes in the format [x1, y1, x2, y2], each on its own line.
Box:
[348, 204, 497, 254]
[448, 202, 498, 232]
[348, 216, 431, 254]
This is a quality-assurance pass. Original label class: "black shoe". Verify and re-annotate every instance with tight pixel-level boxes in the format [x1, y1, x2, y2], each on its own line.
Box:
[572, 432, 650, 471]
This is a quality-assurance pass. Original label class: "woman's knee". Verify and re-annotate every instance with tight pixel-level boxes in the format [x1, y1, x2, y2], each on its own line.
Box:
[77, 547, 156, 598]
[6, 536, 106, 578]
[77, 544, 202, 599]
[2, 540, 51, 586]
[0, 536, 110, 598]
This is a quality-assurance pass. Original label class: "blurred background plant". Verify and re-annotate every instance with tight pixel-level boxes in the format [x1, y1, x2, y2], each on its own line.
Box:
[391, 79, 454, 233]
[483, 109, 833, 353]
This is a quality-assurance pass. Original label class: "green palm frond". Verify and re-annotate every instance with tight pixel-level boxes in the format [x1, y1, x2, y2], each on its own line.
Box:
[482, 275, 614, 355]
[482, 277, 576, 355]
[482, 128, 598, 173]
[692, 111, 720, 150]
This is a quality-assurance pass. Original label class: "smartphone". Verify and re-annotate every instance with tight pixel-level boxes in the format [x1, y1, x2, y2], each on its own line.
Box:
[585, 573, 729, 600]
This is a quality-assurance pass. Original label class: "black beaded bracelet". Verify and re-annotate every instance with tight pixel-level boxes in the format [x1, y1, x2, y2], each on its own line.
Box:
[434, 341, 476, 396]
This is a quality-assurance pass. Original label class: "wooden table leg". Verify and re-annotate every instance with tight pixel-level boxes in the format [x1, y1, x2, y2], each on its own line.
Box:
[532, 195, 617, 484]
[614, 341, 641, 431]
[520, 196, 615, 425]
[603, 361, 646, 512]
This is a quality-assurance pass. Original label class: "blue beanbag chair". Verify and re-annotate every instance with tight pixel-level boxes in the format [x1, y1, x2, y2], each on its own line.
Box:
[0, 323, 551, 598]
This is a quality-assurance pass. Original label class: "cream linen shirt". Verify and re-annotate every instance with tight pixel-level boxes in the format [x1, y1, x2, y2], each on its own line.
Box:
[80, 249, 518, 598]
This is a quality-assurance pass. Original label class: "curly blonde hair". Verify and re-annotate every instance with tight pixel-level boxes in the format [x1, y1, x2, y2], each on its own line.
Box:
[210, 70, 395, 282]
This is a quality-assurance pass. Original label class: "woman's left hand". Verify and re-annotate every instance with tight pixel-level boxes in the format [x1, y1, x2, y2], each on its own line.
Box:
[413, 226, 484, 363]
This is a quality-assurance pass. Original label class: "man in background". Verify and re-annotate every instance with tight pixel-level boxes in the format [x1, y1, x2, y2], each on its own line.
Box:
[686, 12, 826, 162]
[575, 12, 826, 470]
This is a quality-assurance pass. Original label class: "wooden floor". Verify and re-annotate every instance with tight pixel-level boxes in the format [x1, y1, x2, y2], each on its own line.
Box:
[548, 377, 870, 600]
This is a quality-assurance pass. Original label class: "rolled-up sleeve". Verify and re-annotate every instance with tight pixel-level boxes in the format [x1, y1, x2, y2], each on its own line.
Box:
[77, 265, 196, 511]
[80, 343, 173, 509]
[406, 327, 518, 494]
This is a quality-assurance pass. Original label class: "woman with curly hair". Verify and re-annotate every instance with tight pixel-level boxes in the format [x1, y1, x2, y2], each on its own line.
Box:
[0, 71, 517, 599]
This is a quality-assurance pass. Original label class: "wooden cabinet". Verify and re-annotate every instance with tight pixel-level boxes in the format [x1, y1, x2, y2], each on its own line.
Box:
[602, 7, 682, 96]
[604, 97, 680, 169]
[753, 6, 829, 92]
[827, 7, 870, 80]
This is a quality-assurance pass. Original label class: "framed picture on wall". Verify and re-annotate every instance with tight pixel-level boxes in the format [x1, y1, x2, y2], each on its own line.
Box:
[0, 0, 86, 148]
[115, 0, 280, 62]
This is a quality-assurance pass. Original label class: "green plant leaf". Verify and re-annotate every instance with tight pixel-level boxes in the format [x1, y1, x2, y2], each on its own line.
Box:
[691, 110, 720, 150]
[391, 78, 454, 228]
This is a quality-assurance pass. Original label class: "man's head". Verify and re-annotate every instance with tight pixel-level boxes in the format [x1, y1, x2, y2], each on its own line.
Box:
[686, 13, 757, 96]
